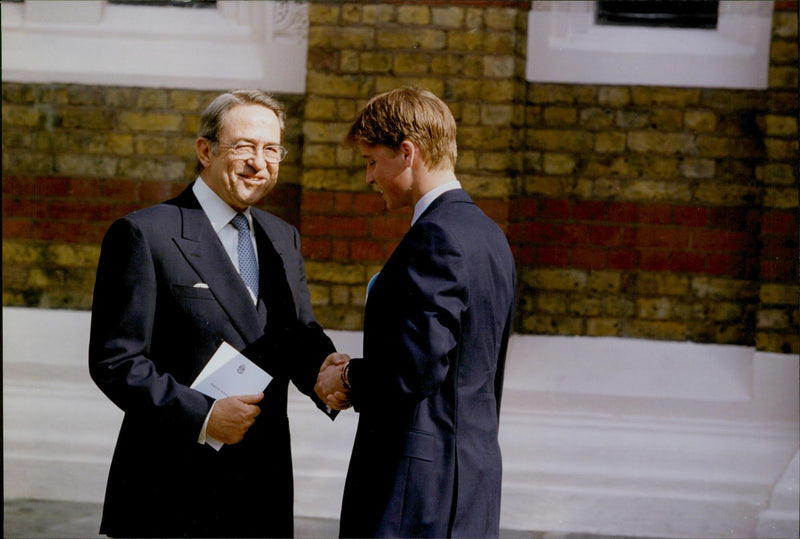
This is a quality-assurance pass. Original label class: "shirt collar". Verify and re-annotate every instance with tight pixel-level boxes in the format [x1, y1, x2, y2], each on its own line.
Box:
[411, 180, 461, 226]
[192, 177, 253, 233]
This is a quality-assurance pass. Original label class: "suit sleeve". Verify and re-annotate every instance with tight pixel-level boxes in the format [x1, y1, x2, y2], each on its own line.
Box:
[88, 217, 211, 438]
[243, 225, 336, 416]
[348, 221, 467, 411]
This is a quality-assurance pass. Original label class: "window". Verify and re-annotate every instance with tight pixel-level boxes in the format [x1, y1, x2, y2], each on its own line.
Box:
[596, 0, 720, 29]
[1, 1, 309, 93]
[526, 1, 773, 89]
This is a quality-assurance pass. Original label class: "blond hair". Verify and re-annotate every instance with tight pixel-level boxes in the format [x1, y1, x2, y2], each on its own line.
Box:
[345, 87, 457, 171]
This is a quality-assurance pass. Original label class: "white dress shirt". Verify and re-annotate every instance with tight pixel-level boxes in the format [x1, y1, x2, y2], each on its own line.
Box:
[191, 177, 260, 447]
[411, 180, 462, 226]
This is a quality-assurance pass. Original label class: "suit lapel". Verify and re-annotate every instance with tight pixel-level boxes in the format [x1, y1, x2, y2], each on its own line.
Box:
[170, 188, 263, 344]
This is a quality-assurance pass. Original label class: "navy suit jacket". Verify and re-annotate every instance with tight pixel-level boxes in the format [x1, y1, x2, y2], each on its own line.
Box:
[89, 185, 334, 538]
[340, 189, 516, 538]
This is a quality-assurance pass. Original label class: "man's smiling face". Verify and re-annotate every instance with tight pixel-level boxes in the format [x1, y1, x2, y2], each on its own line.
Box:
[198, 104, 281, 212]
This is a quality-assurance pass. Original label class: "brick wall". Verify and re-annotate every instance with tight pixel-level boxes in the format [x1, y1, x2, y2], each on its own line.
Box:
[2, 1, 797, 353]
[2, 86, 304, 307]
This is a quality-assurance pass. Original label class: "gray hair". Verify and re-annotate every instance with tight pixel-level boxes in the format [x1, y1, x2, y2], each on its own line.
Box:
[198, 89, 286, 148]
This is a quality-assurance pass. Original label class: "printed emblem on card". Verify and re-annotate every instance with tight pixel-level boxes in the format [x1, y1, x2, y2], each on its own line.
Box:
[237, 364, 246, 375]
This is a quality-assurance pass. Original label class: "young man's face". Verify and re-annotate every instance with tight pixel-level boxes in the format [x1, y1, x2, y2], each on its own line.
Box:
[197, 104, 281, 212]
[359, 142, 413, 211]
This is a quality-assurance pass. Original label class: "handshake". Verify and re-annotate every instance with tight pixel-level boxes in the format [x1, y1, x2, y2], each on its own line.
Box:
[315, 352, 353, 411]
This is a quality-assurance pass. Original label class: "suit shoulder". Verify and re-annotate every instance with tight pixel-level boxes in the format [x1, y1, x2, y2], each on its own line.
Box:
[251, 207, 298, 236]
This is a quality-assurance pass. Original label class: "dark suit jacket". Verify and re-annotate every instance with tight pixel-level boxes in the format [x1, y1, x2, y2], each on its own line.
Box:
[340, 189, 516, 538]
[89, 185, 334, 538]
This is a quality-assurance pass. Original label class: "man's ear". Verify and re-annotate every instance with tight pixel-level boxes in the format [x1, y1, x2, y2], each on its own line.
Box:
[196, 138, 213, 168]
[400, 140, 417, 166]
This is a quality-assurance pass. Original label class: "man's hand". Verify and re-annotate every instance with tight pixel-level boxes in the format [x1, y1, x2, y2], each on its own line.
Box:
[316, 353, 351, 410]
[207, 393, 263, 445]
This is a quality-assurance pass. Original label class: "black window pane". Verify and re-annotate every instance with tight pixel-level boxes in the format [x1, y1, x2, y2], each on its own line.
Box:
[596, 1, 719, 29]
[108, 0, 216, 8]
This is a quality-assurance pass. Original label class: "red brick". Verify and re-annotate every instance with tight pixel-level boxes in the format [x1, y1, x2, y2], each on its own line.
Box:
[2, 219, 34, 239]
[350, 240, 385, 262]
[138, 181, 175, 203]
[638, 204, 672, 225]
[572, 247, 607, 269]
[707, 207, 750, 231]
[673, 206, 707, 227]
[707, 254, 746, 277]
[303, 215, 368, 237]
[539, 199, 571, 220]
[334, 192, 354, 213]
[353, 193, 386, 214]
[761, 259, 797, 282]
[762, 211, 797, 236]
[608, 202, 637, 223]
[524, 222, 555, 243]
[2, 176, 37, 196]
[302, 238, 332, 259]
[640, 250, 671, 272]
[672, 252, 706, 273]
[608, 249, 638, 270]
[586, 224, 623, 247]
[3, 197, 38, 218]
[693, 230, 755, 252]
[537, 246, 570, 266]
[510, 198, 537, 220]
[635, 228, 691, 249]
[332, 239, 349, 260]
[475, 199, 510, 224]
[301, 191, 334, 213]
[371, 216, 409, 239]
[36, 177, 72, 198]
[514, 245, 534, 265]
[572, 200, 607, 221]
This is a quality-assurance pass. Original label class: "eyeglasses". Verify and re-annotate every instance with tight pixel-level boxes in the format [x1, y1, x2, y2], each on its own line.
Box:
[219, 141, 288, 163]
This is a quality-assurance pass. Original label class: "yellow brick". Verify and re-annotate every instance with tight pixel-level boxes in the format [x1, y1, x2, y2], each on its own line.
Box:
[137, 89, 169, 109]
[394, 52, 430, 74]
[760, 283, 799, 305]
[484, 8, 517, 31]
[397, 5, 430, 25]
[594, 132, 626, 153]
[432, 6, 465, 28]
[542, 153, 576, 175]
[309, 4, 340, 24]
[638, 273, 690, 295]
[684, 110, 717, 132]
[305, 262, 365, 284]
[587, 318, 620, 337]
[483, 55, 515, 78]
[361, 51, 393, 73]
[694, 183, 762, 206]
[597, 87, 630, 106]
[543, 107, 577, 126]
[628, 132, 695, 155]
[2, 105, 41, 127]
[118, 112, 182, 132]
[377, 29, 446, 49]
[457, 174, 512, 198]
[522, 268, 588, 291]
[764, 187, 799, 209]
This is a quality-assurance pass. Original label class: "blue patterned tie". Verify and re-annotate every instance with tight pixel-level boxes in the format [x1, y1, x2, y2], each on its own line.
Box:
[231, 213, 259, 300]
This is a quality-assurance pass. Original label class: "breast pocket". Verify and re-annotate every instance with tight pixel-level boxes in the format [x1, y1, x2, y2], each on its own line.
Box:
[171, 283, 216, 300]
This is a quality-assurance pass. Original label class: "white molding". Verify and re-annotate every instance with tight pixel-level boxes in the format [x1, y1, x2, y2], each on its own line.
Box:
[3, 307, 798, 538]
[526, 1, 774, 89]
[1, 1, 309, 93]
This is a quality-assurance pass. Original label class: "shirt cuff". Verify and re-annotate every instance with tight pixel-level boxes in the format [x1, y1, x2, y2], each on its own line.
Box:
[197, 400, 217, 445]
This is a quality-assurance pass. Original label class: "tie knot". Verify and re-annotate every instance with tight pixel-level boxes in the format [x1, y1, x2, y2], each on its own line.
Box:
[231, 213, 249, 232]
